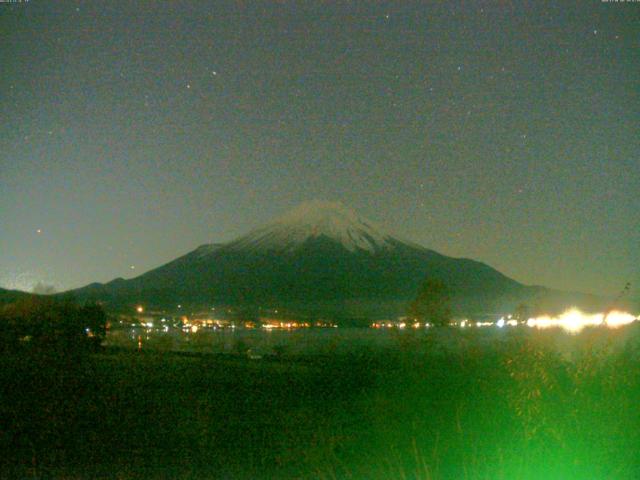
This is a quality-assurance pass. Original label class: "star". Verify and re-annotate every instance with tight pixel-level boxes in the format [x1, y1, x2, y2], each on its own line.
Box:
[130, 265, 136, 270]
[36, 229, 42, 234]
[186, 83, 191, 89]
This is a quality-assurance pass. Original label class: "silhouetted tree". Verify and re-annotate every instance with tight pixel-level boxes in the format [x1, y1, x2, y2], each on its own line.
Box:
[514, 303, 531, 323]
[409, 277, 452, 326]
[0, 297, 107, 352]
[79, 303, 107, 350]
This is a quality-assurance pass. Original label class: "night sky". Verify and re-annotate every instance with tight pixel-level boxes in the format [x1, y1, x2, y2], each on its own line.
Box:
[1, 1, 638, 296]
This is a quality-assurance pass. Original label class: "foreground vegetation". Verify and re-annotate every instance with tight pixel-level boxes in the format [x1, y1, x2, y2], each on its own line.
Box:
[0, 298, 106, 353]
[1, 324, 639, 479]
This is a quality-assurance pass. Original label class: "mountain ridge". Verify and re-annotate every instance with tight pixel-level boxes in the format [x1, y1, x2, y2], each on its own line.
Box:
[62, 201, 612, 319]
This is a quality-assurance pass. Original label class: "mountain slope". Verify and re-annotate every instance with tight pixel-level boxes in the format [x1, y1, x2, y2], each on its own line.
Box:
[66, 201, 606, 318]
[0, 288, 39, 304]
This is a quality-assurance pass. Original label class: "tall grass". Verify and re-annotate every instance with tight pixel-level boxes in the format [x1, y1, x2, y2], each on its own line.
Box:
[1, 325, 639, 479]
[335, 326, 640, 479]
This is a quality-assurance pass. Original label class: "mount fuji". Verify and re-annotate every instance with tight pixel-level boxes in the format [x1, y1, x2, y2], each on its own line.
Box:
[67, 201, 603, 320]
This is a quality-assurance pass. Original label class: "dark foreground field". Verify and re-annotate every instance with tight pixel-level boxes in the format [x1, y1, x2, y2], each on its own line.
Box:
[2, 327, 640, 479]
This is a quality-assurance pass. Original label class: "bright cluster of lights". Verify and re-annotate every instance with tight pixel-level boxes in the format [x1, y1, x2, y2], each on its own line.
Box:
[371, 321, 432, 329]
[495, 317, 519, 328]
[475, 321, 494, 327]
[370, 309, 637, 334]
[262, 320, 311, 330]
[526, 309, 637, 334]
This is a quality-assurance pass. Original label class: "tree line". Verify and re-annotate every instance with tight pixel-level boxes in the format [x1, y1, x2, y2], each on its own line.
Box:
[0, 297, 107, 353]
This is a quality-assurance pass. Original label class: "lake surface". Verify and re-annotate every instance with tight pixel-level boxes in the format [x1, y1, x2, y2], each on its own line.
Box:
[106, 323, 640, 359]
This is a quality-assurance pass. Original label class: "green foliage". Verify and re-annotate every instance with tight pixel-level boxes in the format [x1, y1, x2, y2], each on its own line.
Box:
[504, 340, 567, 442]
[409, 277, 452, 326]
[1, 325, 639, 478]
[499, 333, 640, 478]
[0, 297, 107, 352]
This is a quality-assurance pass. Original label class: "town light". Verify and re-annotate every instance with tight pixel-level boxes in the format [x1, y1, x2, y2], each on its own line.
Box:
[526, 308, 637, 334]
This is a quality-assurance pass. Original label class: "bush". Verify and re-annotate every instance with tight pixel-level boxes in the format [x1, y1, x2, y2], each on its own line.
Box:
[0, 297, 107, 353]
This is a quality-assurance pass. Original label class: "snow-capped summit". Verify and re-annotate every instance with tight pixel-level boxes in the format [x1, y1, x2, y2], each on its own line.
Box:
[227, 200, 395, 253]
[67, 200, 595, 320]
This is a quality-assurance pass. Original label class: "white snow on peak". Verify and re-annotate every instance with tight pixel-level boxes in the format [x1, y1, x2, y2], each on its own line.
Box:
[194, 243, 224, 257]
[228, 200, 396, 253]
